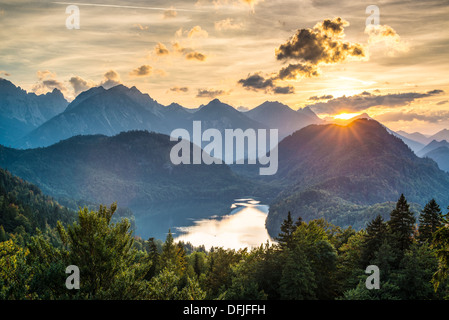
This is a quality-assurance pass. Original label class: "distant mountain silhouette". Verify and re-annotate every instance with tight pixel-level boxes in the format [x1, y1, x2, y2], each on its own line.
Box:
[417, 140, 449, 157]
[423, 146, 449, 172]
[14, 84, 321, 154]
[245, 101, 323, 140]
[0, 78, 68, 146]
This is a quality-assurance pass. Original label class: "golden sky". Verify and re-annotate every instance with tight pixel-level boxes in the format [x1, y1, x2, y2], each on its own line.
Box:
[1, 0, 448, 135]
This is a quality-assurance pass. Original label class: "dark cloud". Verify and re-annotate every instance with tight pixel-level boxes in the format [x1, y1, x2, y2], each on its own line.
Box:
[238, 73, 274, 90]
[100, 70, 122, 89]
[307, 90, 444, 114]
[277, 63, 319, 80]
[308, 94, 334, 101]
[129, 65, 153, 77]
[196, 88, 228, 98]
[437, 100, 448, 106]
[273, 85, 295, 94]
[170, 86, 189, 93]
[186, 52, 207, 61]
[275, 17, 365, 66]
[238, 73, 295, 95]
[69, 76, 96, 95]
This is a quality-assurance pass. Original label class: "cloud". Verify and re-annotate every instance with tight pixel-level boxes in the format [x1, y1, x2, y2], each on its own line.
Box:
[129, 65, 153, 77]
[163, 8, 177, 19]
[214, 18, 244, 31]
[376, 110, 449, 124]
[307, 90, 445, 114]
[196, 88, 229, 98]
[308, 94, 334, 101]
[185, 51, 207, 61]
[154, 42, 169, 56]
[100, 70, 122, 89]
[69, 76, 96, 95]
[365, 24, 409, 56]
[437, 100, 448, 106]
[237, 105, 249, 112]
[32, 70, 68, 95]
[172, 42, 207, 62]
[238, 72, 294, 94]
[277, 63, 319, 80]
[170, 86, 189, 93]
[275, 17, 365, 67]
[0, 71, 10, 77]
[187, 26, 208, 38]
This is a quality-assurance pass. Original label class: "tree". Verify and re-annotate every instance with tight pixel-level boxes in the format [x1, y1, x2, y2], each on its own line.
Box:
[362, 215, 388, 266]
[56, 203, 145, 299]
[387, 194, 416, 254]
[160, 229, 187, 276]
[418, 199, 444, 243]
[276, 211, 302, 249]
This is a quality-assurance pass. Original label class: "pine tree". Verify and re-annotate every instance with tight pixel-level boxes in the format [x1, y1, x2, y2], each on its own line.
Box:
[418, 199, 444, 243]
[387, 194, 416, 253]
[276, 212, 301, 249]
[146, 237, 159, 280]
[362, 214, 388, 265]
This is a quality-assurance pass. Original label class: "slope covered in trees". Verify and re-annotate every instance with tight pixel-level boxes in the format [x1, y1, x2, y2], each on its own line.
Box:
[0, 130, 259, 208]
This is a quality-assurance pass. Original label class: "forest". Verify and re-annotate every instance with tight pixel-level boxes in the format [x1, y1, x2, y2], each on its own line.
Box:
[1, 164, 449, 300]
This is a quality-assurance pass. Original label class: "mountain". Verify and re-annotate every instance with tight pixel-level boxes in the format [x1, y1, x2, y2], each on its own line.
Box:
[189, 99, 267, 131]
[0, 78, 68, 146]
[417, 140, 449, 157]
[17, 85, 168, 148]
[396, 130, 431, 145]
[245, 101, 323, 140]
[16, 85, 272, 154]
[0, 130, 255, 209]
[250, 102, 323, 137]
[428, 129, 449, 142]
[263, 118, 449, 236]
[390, 130, 425, 154]
[422, 146, 449, 172]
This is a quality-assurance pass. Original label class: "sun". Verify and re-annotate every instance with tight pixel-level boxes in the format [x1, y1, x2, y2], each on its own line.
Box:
[333, 112, 361, 120]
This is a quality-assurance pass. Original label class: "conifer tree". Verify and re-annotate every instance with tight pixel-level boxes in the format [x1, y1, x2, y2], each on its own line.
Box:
[387, 194, 416, 253]
[276, 212, 302, 249]
[362, 214, 388, 265]
[418, 199, 444, 243]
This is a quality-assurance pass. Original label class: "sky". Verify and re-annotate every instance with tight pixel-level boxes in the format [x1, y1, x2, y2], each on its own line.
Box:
[1, 0, 449, 135]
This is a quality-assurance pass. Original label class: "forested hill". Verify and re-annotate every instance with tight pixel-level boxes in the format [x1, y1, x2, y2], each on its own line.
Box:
[0, 130, 257, 208]
[0, 168, 75, 238]
[265, 119, 449, 236]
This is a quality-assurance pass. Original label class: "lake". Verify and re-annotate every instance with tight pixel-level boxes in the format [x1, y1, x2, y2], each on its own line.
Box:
[132, 198, 274, 250]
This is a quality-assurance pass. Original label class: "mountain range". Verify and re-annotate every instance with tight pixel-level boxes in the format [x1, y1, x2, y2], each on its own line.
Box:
[0, 80, 323, 153]
[0, 78, 68, 146]
[2, 79, 449, 238]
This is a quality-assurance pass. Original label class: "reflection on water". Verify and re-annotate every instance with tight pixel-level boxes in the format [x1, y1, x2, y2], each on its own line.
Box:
[173, 198, 274, 250]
